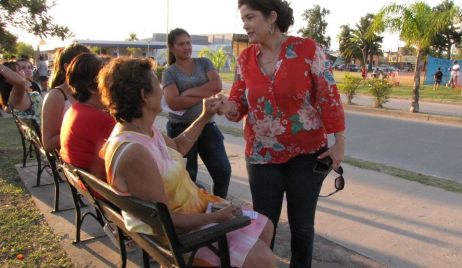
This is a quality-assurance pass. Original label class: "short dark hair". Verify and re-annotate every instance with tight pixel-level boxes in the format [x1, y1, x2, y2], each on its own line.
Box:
[99, 57, 156, 122]
[238, 0, 294, 33]
[167, 28, 190, 65]
[67, 53, 103, 102]
[49, 43, 91, 88]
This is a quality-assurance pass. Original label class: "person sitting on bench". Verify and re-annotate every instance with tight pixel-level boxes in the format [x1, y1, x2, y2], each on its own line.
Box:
[98, 57, 276, 268]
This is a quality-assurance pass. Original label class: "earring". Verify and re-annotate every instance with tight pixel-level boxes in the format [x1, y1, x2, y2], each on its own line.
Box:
[269, 24, 275, 35]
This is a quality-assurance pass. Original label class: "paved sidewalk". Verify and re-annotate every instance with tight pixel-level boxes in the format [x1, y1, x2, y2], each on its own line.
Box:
[12, 111, 379, 268]
[185, 117, 462, 268]
[14, 116, 462, 267]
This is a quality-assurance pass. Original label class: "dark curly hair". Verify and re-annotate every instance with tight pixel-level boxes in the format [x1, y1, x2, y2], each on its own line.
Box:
[238, 0, 294, 33]
[99, 57, 156, 122]
[49, 44, 90, 88]
[66, 53, 103, 102]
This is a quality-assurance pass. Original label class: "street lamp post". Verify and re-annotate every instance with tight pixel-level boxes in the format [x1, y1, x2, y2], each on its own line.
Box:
[147, 40, 150, 57]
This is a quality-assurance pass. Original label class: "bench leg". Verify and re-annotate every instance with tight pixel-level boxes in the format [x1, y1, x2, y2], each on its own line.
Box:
[51, 168, 61, 213]
[217, 236, 231, 268]
[142, 250, 150, 268]
[117, 226, 127, 268]
[20, 136, 27, 167]
[68, 185, 82, 244]
[34, 146, 42, 187]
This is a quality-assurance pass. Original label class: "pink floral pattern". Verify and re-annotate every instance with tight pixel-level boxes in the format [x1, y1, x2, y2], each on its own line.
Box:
[229, 36, 345, 164]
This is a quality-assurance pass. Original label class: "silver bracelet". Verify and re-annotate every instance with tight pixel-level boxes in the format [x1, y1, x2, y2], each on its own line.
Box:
[182, 132, 194, 143]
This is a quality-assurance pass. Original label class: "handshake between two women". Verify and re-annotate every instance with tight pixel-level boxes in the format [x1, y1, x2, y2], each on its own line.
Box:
[199, 94, 239, 121]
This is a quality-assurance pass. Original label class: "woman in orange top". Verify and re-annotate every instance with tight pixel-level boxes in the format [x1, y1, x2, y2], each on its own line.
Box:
[217, 0, 345, 267]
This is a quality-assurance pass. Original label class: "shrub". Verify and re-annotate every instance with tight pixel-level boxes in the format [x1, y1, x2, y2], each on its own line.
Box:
[367, 78, 392, 108]
[155, 66, 165, 81]
[339, 73, 363, 104]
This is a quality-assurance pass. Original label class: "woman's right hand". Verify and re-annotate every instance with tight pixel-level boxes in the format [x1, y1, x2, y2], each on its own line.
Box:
[213, 204, 242, 223]
[211, 94, 239, 120]
[199, 97, 219, 120]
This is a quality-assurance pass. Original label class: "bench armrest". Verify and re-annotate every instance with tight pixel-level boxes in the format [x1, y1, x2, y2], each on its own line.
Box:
[179, 215, 251, 251]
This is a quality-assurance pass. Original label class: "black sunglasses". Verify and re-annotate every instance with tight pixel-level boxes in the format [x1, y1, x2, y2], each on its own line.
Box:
[319, 166, 345, 197]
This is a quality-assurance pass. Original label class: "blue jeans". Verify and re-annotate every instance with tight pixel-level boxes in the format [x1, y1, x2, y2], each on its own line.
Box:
[167, 121, 231, 198]
[247, 152, 325, 268]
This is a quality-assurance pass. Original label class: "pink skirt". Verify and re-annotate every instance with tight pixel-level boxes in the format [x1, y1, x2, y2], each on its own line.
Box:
[193, 211, 268, 267]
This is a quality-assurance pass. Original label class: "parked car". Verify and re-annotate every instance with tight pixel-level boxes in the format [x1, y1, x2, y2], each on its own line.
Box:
[334, 64, 345, 71]
[345, 64, 359, 72]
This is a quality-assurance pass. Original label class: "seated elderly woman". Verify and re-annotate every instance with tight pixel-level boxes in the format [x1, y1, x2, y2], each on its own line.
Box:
[98, 57, 275, 268]
[0, 61, 42, 124]
[60, 53, 116, 180]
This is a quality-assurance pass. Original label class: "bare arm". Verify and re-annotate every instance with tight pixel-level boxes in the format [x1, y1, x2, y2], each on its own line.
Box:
[0, 65, 31, 111]
[163, 97, 218, 156]
[164, 83, 203, 110]
[180, 70, 222, 97]
[116, 143, 234, 233]
[41, 90, 65, 152]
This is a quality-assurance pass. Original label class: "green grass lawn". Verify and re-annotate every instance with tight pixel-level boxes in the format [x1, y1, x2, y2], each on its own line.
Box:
[0, 118, 73, 267]
[220, 71, 462, 103]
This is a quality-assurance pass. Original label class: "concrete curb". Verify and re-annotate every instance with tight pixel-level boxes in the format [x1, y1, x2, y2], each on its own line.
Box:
[344, 104, 462, 126]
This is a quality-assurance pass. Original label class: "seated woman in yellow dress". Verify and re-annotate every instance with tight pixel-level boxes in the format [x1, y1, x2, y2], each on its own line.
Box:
[98, 57, 275, 268]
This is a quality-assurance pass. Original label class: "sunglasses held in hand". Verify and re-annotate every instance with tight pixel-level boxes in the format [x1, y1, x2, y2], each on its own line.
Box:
[313, 155, 345, 197]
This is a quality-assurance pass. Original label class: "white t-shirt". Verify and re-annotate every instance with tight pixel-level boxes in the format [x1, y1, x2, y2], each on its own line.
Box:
[451, 64, 460, 77]
[38, 60, 48, 77]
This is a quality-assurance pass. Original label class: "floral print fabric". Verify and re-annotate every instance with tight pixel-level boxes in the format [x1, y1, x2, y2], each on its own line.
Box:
[229, 37, 345, 164]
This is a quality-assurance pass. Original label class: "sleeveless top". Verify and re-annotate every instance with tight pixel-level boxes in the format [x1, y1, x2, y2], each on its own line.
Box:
[55, 87, 72, 113]
[103, 125, 221, 214]
[102, 125, 268, 268]
[12, 91, 42, 126]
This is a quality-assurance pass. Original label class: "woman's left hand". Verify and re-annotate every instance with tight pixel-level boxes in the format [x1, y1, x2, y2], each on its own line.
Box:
[317, 139, 345, 170]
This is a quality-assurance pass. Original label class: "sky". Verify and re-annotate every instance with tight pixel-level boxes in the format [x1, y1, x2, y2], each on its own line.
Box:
[9, 0, 462, 52]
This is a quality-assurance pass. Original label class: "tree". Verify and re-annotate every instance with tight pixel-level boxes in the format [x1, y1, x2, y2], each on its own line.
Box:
[89, 46, 101, 55]
[198, 48, 228, 72]
[338, 24, 362, 65]
[298, 5, 331, 49]
[431, 0, 462, 59]
[337, 15, 383, 70]
[371, 1, 458, 112]
[15, 42, 35, 59]
[0, 30, 17, 54]
[0, 0, 71, 52]
[126, 32, 140, 57]
[351, 14, 383, 70]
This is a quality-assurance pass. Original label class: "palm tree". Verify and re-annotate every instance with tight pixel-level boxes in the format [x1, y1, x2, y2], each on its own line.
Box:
[338, 25, 359, 65]
[126, 32, 140, 57]
[351, 14, 383, 70]
[338, 15, 382, 70]
[371, 1, 458, 112]
[198, 48, 228, 72]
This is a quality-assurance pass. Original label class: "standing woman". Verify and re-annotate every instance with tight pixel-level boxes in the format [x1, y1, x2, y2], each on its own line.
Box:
[217, 0, 345, 267]
[41, 44, 90, 152]
[162, 28, 231, 198]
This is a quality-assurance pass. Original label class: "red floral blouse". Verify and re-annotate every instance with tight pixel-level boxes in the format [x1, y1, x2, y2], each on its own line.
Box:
[229, 36, 345, 164]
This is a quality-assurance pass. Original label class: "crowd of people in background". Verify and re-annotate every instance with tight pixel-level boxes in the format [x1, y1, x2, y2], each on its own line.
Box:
[0, 0, 348, 266]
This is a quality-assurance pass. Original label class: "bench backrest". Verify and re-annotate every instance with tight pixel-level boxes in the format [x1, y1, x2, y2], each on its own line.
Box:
[61, 162, 99, 207]
[76, 168, 185, 266]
